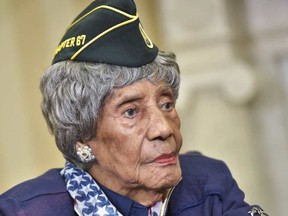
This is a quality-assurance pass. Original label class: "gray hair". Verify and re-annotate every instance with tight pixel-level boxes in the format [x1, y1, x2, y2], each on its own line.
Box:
[40, 51, 180, 170]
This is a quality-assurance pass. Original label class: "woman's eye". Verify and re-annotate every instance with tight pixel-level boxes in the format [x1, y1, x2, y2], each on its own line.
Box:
[124, 108, 137, 117]
[162, 102, 173, 110]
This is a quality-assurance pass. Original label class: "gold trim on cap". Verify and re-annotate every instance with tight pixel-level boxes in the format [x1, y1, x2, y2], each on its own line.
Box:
[54, 5, 139, 60]
[71, 9, 138, 60]
[64, 5, 139, 60]
[139, 23, 154, 48]
[68, 5, 137, 31]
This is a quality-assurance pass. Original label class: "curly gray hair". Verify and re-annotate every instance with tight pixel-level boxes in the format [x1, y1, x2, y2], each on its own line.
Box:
[40, 51, 180, 170]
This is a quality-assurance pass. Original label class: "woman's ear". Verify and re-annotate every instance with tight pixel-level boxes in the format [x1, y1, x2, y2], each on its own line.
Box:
[76, 141, 86, 149]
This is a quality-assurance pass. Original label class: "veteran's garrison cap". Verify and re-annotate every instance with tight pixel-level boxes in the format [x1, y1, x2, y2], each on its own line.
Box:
[52, 0, 158, 67]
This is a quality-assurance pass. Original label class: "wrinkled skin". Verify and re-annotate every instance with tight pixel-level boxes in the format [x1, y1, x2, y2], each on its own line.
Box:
[82, 79, 182, 206]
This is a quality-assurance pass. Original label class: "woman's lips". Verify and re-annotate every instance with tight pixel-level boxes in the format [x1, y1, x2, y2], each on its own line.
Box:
[154, 153, 177, 164]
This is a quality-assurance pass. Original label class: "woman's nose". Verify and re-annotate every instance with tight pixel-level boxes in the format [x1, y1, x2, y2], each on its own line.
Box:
[146, 109, 174, 141]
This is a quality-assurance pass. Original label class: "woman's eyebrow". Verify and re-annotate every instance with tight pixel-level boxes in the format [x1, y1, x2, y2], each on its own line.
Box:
[157, 85, 174, 97]
[114, 93, 145, 110]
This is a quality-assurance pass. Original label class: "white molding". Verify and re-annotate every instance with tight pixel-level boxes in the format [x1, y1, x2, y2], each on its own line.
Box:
[178, 61, 258, 107]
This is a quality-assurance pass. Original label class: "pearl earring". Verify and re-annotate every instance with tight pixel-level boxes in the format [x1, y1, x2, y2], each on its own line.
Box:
[77, 146, 95, 163]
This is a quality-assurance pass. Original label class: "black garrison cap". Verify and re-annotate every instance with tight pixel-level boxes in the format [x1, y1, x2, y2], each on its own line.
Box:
[52, 0, 158, 67]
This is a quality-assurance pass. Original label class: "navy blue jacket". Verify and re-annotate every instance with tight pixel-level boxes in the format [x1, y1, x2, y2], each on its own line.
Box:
[0, 153, 265, 215]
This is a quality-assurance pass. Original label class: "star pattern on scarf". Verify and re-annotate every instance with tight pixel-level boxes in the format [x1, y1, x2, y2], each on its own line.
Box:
[61, 162, 122, 216]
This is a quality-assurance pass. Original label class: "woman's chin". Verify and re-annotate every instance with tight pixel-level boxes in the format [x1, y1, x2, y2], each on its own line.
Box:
[145, 167, 182, 190]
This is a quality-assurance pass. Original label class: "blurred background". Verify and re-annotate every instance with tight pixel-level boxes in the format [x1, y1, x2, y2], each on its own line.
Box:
[1, 0, 288, 215]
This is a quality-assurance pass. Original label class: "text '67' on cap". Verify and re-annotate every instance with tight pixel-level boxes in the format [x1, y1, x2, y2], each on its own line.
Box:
[52, 0, 158, 67]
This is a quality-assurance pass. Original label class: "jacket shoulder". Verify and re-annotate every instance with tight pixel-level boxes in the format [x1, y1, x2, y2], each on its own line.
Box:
[0, 169, 74, 216]
[178, 152, 231, 199]
[171, 153, 266, 215]
[179, 152, 229, 179]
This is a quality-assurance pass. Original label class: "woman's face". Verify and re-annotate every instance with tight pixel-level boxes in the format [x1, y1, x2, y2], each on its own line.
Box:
[89, 79, 182, 192]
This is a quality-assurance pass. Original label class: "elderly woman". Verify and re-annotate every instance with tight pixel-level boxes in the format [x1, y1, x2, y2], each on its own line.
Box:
[0, 0, 267, 215]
